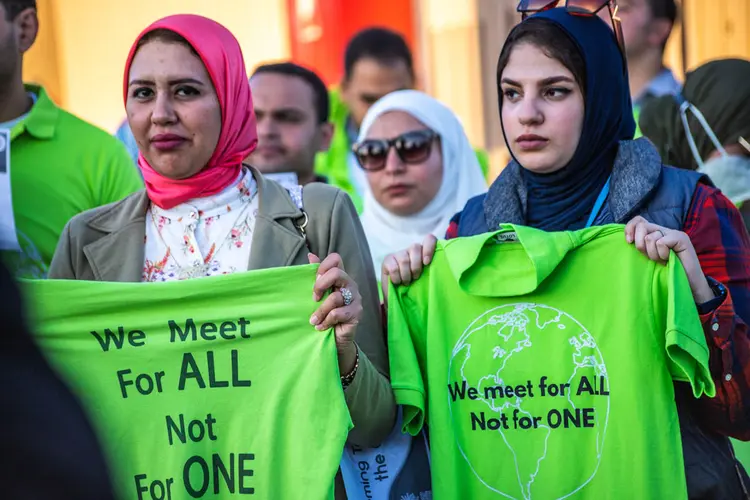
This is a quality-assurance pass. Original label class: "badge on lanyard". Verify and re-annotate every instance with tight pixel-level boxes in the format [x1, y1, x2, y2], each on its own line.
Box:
[0, 128, 21, 251]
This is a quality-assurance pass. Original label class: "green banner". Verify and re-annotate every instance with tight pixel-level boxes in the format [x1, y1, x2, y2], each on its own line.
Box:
[23, 265, 351, 499]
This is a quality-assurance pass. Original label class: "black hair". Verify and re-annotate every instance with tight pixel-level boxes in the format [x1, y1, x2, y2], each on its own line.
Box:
[648, 0, 678, 24]
[136, 28, 198, 57]
[252, 62, 330, 124]
[1, 0, 35, 21]
[343, 27, 414, 81]
[496, 18, 586, 96]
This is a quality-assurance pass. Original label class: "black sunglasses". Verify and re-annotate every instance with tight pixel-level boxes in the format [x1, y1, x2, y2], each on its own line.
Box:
[517, 0, 625, 56]
[353, 129, 440, 172]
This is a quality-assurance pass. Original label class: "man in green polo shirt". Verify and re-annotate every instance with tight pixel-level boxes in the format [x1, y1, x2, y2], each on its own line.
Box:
[316, 28, 490, 212]
[0, 0, 142, 278]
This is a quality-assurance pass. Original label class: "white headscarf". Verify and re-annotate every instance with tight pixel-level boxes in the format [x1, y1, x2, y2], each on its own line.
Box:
[358, 90, 488, 274]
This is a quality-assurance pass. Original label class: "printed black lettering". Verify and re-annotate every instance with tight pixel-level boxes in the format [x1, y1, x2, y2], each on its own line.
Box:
[577, 376, 594, 396]
[238, 317, 251, 338]
[599, 376, 610, 396]
[562, 408, 580, 428]
[166, 414, 187, 445]
[170, 319, 197, 342]
[219, 321, 237, 340]
[448, 381, 468, 402]
[90, 326, 146, 351]
[201, 322, 218, 341]
[231, 350, 252, 387]
[135, 474, 148, 499]
[207, 351, 229, 388]
[582, 408, 596, 427]
[178, 353, 206, 390]
[129, 330, 146, 347]
[184, 456, 209, 498]
[117, 369, 165, 399]
[213, 453, 235, 494]
[167, 413, 219, 445]
[117, 369, 133, 399]
[135, 474, 174, 500]
[470, 411, 508, 431]
[483, 385, 503, 399]
[238, 453, 255, 494]
[467, 387, 479, 400]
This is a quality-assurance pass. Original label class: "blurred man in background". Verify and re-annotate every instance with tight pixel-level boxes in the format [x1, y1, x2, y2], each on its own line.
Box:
[248, 62, 333, 188]
[315, 27, 416, 210]
[0, 0, 142, 278]
[316, 26, 489, 211]
[618, 0, 681, 107]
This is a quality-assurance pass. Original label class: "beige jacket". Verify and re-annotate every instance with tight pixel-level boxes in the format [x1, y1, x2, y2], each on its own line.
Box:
[49, 168, 396, 498]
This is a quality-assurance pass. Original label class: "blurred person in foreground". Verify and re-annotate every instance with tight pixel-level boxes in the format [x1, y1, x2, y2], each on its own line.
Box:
[0, 0, 142, 278]
[355, 90, 486, 276]
[247, 62, 333, 188]
[316, 27, 490, 211]
[640, 58, 750, 233]
[0, 260, 114, 499]
[47, 15, 394, 499]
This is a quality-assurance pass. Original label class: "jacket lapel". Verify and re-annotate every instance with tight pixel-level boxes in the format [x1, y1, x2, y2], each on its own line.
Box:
[80, 168, 310, 280]
[247, 168, 309, 271]
[83, 191, 150, 282]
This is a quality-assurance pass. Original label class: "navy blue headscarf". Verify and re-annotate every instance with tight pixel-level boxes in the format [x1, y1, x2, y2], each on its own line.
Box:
[498, 8, 636, 231]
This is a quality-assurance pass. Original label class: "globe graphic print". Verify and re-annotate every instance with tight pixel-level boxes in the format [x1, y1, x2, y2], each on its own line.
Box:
[448, 303, 609, 499]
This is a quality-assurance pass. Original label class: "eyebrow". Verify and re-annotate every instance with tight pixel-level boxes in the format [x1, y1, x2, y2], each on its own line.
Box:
[128, 77, 205, 87]
[256, 107, 307, 116]
[500, 76, 575, 86]
[360, 87, 409, 101]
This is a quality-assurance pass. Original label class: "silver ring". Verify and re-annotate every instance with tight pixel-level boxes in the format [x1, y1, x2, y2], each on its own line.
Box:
[340, 287, 354, 307]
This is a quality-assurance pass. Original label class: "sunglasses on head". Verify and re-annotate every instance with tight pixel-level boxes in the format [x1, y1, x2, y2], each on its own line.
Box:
[353, 129, 440, 172]
[517, 0, 625, 55]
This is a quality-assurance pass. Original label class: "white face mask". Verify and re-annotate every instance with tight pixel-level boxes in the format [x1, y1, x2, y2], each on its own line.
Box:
[698, 154, 750, 205]
[678, 97, 750, 205]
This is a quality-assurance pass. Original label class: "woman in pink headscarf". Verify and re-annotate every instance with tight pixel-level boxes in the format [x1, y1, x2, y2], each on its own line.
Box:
[49, 15, 394, 492]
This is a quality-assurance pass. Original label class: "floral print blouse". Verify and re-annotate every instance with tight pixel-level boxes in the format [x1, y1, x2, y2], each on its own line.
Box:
[142, 169, 259, 282]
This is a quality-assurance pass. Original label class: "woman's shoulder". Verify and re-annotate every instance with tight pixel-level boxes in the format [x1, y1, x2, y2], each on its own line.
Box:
[64, 189, 148, 237]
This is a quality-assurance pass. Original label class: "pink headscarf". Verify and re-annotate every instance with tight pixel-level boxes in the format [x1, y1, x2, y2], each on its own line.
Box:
[123, 15, 258, 209]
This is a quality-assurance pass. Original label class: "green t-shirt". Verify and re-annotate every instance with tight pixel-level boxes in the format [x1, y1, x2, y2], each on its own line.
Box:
[3, 85, 142, 278]
[388, 224, 715, 499]
[733, 439, 750, 471]
[22, 265, 351, 499]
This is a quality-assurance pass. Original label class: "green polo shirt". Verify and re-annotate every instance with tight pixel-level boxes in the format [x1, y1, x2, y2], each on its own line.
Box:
[2, 85, 142, 278]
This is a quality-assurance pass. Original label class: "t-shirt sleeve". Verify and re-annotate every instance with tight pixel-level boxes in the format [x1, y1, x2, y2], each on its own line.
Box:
[653, 252, 716, 398]
[387, 281, 427, 436]
[96, 141, 143, 206]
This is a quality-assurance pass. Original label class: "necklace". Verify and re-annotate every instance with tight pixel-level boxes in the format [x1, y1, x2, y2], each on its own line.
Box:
[149, 197, 254, 280]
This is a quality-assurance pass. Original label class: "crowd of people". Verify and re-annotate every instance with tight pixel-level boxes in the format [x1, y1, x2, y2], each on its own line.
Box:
[1, 0, 749, 498]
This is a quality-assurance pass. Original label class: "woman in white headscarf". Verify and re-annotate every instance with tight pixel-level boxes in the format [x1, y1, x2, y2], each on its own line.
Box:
[354, 90, 488, 275]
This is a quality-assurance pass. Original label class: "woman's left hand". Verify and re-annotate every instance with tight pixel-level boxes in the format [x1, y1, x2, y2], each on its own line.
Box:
[308, 253, 361, 374]
[625, 216, 715, 304]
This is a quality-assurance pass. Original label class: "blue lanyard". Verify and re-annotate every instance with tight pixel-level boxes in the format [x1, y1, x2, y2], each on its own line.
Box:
[585, 176, 611, 228]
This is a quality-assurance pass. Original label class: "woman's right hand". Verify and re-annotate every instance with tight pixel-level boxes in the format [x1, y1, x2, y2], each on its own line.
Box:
[381, 235, 438, 301]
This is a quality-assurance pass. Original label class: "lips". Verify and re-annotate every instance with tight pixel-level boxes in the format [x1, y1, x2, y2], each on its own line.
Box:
[384, 184, 413, 196]
[516, 134, 549, 151]
[150, 133, 188, 151]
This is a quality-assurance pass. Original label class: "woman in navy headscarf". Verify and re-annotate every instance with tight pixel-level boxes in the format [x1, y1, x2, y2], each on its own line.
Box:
[383, 3, 750, 497]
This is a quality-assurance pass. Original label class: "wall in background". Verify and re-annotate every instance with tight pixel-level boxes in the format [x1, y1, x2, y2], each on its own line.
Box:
[23, 0, 291, 132]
